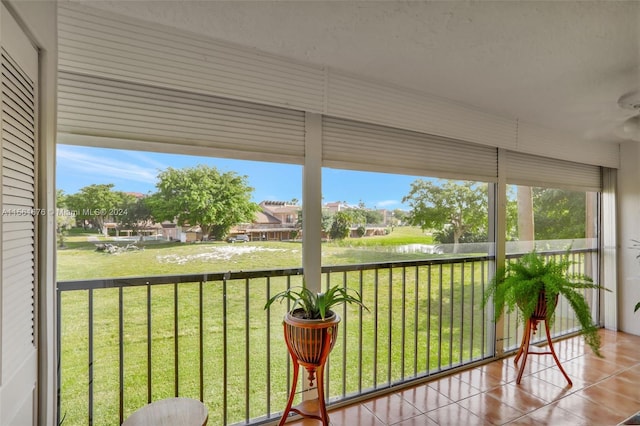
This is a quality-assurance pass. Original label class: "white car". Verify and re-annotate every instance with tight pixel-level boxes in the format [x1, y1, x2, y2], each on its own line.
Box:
[227, 234, 249, 243]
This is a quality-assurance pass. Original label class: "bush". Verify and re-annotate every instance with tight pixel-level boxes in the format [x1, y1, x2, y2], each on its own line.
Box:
[433, 227, 487, 244]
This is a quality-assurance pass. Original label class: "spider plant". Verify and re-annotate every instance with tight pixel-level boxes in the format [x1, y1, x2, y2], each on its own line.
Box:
[265, 285, 368, 320]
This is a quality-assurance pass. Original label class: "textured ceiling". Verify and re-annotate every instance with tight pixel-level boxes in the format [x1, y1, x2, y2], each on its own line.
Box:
[76, 0, 640, 144]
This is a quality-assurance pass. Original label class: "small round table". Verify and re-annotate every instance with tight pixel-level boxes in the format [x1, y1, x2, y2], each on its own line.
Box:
[122, 397, 208, 426]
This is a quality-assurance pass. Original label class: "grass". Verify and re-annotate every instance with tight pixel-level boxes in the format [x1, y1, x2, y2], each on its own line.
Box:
[57, 227, 439, 281]
[57, 227, 523, 425]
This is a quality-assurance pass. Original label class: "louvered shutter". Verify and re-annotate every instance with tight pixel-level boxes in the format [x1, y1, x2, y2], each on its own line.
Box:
[1, 46, 36, 383]
[58, 3, 325, 114]
[322, 116, 498, 182]
[58, 72, 305, 164]
[505, 150, 602, 192]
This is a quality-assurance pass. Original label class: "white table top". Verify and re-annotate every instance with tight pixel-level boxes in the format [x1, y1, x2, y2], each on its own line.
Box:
[122, 397, 208, 426]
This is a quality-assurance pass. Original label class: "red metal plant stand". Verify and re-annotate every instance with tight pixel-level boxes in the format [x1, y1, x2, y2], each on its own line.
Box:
[514, 297, 572, 386]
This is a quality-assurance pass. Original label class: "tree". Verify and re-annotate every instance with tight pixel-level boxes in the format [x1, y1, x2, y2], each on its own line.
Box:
[116, 195, 154, 240]
[65, 184, 126, 233]
[320, 210, 335, 235]
[362, 209, 384, 225]
[329, 210, 354, 240]
[505, 187, 519, 241]
[532, 188, 586, 240]
[148, 165, 259, 240]
[56, 190, 75, 248]
[402, 179, 488, 252]
[392, 209, 409, 226]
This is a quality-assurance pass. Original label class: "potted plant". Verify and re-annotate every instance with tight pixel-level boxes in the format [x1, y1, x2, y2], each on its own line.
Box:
[483, 250, 608, 357]
[265, 284, 368, 372]
[264, 283, 367, 425]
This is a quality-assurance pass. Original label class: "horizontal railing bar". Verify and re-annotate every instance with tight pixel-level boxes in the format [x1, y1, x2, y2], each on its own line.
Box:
[57, 268, 304, 291]
[505, 247, 594, 259]
[58, 249, 595, 292]
[57, 255, 507, 292]
[320, 255, 495, 273]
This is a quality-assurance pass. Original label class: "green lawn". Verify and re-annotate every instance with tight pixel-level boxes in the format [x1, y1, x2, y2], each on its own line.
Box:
[58, 226, 437, 281]
[58, 227, 496, 425]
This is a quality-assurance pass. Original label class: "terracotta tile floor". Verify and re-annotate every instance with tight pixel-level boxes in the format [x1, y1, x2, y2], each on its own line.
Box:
[288, 329, 640, 425]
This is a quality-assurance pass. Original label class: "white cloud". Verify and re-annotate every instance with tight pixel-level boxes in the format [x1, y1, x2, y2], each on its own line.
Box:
[57, 145, 158, 185]
[125, 150, 169, 171]
[376, 199, 399, 208]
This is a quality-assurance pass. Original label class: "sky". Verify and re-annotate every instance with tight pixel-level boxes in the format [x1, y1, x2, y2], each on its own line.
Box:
[56, 145, 424, 210]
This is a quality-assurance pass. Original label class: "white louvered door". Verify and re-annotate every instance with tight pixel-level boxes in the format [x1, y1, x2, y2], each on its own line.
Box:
[0, 5, 38, 425]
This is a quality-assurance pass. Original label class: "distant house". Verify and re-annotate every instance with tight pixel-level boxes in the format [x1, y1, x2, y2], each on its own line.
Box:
[227, 200, 390, 241]
[324, 201, 354, 213]
[228, 201, 300, 241]
[161, 222, 178, 240]
[322, 201, 388, 239]
[180, 225, 203, 243]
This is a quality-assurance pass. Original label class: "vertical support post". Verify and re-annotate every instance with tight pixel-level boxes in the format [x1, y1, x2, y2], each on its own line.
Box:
[585, 191, 596, 317]
[601, 167, 617, 330]
[303, 112, 322, 294]
[302, 112, 322, 400]
[491, 148, 507, 356]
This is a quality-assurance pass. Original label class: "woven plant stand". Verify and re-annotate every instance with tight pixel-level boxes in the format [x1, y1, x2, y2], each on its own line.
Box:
[278, 311, 340, 426]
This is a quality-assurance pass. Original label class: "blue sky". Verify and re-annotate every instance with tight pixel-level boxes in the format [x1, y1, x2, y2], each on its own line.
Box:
[56, 145, 421, 210]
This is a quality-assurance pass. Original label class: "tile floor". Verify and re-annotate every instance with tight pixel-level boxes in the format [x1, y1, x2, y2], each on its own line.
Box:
[288, 329, 640, 425]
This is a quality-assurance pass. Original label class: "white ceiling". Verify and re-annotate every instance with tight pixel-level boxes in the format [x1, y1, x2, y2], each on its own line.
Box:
[79, 0, 640, 145]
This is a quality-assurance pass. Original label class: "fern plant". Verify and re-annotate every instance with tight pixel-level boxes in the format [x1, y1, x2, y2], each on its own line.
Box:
[265, 284, 368, 320]
[483, 250, 608, 357]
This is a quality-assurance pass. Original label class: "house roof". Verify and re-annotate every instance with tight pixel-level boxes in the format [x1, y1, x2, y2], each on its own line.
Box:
[260, 201, 300, 215]
[254, 210, 281, 225]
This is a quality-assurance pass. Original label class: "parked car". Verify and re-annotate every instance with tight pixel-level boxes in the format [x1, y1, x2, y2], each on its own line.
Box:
[227, 234, 250, 243]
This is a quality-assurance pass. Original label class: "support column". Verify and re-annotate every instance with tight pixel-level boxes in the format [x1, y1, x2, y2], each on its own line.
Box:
[492, 149, 507, 356]
[602, 167, 617, 331]
[303, 112, 322, 294]
[302, 112, 322, 291]
[302, 112, 322, 401]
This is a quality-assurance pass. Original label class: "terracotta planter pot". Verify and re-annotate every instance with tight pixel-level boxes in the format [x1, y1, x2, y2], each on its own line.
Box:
[283, 309, 340, 386]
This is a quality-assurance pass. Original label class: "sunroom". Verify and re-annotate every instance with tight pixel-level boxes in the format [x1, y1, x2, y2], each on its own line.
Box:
[1, 2, 639, 425]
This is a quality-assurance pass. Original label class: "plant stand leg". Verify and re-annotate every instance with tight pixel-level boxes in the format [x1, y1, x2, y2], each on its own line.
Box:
[278, 357, 300, 426]
[514, 317, 572, 386]
[315, 363, 329, 425]
[542, 319, 572, 386]
[515, 318, 534, 384]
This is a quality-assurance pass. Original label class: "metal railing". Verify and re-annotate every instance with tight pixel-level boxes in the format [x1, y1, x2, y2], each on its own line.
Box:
[56, 249, 599, 425]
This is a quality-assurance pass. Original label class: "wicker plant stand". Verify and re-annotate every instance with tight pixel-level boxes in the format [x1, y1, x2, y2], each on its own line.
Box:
[278, 312, 340, 426]
[514, 293, 572, 386]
